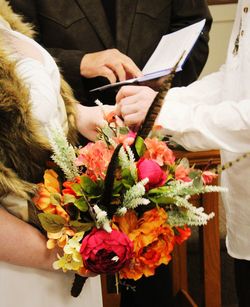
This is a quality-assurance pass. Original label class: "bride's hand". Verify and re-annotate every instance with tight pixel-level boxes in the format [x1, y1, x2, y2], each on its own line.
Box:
[76, 104, 115, 141]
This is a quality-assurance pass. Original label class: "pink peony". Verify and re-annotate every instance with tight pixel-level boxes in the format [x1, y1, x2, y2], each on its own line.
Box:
[143, 138, 175, 166]
[137, 158, 167, 190]
[75, 141, 114, 181]
[80, 228, 133, 274]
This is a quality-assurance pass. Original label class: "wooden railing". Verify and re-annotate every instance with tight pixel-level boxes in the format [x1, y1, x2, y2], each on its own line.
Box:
[101, 150, 221, 307]
[172, 150, 221, 307]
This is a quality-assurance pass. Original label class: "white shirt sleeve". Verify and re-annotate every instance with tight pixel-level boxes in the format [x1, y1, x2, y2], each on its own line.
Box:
[156, 69, 250, 153]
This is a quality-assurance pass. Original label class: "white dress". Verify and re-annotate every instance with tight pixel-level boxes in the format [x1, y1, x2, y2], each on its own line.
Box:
[0, 19, 103, 307]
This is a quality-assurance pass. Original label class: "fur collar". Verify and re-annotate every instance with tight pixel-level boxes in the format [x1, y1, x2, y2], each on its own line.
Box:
[0, 0, 35, 38]
[0, 1, 78, 200]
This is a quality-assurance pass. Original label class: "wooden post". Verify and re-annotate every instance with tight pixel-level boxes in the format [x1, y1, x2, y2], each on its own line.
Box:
[200, 177, 221, 307]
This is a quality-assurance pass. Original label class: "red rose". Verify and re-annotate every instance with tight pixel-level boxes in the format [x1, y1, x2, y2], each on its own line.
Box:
[137, 158, 167, 190]
[80, 228, 133, 274]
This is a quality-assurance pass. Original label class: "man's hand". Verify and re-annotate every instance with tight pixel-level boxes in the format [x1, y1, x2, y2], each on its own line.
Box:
[116, 86, 157, 128]
[80, 49, 142, 83]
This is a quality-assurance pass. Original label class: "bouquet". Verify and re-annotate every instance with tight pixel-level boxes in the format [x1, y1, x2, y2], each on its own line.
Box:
[32, 70, 226, 296]
[32, 121, 225, 292]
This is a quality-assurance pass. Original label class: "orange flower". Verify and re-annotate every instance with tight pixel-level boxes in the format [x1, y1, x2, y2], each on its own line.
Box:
[62, 177, 81, 196]
[114, 208, 175, 280]
[144, 138, 175, 166]
[32, 169, 69, 221]
[113, 210, 138, 235]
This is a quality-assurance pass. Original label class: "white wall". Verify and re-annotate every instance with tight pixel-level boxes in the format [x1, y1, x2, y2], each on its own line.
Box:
[200, 4, 237, 77]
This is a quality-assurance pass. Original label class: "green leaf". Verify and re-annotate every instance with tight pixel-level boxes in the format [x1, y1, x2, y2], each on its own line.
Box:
[50, 193, 61, 206]
[102, 125, 115, 138]
[69, 220, 94, 232]
[149, 195, 175, 204]
[74, 197, 89, 212]
[113, 180, 123, 194]
[179, 157, 190, 169]
[80, 176, 100, 195]
[193, 176, 203, 189]
[38, 213, 66, 233]
[148, 186, 170, 195]
[71, 183, 84, 196]
[189, 170, 201, 180]
[118, 127, 130, 135]
[135, 136, 146, 157]
[121, 168, 135, 187]
[63, 194, 76, 204]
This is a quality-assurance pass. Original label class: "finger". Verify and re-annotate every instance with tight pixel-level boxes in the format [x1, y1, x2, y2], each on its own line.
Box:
[123, 112, 144, 127]
[120, 54, 143, 77]
[120, 101, 142, 117]
[115, 115, 125, 127]
[114, 103, 121, 117]
[100, 66, 117, 84]
[107, 62, 126, 82]
[122, 61, 142, 78]
[109, 50, 142, 78]
[116, 86, 146, 104]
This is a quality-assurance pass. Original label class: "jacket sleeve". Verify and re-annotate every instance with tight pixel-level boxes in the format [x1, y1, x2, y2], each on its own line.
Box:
[156, 68, 250, 153]
[170, 0, 212, 87]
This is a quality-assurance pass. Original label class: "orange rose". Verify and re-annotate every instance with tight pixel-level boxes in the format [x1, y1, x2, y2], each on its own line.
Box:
[115, 208, 175, 280]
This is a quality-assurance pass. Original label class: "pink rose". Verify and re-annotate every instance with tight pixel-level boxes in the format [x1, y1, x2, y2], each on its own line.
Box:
[202, 171, 218, 184]
[80, 228, 133, 274]
[137, 158, 167, 190]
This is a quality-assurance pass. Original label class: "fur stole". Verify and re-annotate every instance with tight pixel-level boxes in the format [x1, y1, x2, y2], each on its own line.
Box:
[0, 1, 78, 200]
